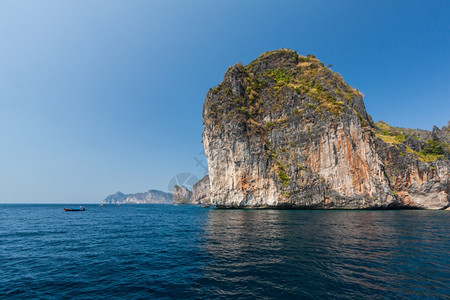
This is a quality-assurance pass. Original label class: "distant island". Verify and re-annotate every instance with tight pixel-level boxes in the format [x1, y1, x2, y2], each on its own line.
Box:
[103, 190, 173, 205]
[202, 49, 449, 209]
[103, 175, 211, 205]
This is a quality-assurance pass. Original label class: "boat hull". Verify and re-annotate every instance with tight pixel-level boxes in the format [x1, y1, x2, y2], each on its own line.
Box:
[63, 208, 86, 211]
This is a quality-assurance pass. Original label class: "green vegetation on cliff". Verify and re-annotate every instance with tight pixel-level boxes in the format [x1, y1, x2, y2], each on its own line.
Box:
[244, 50, 360, 118]
[374, 121, 449, 162]
[208, 49, 366, 140]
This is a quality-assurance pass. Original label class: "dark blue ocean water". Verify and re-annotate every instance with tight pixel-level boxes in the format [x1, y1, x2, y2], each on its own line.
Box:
[0, 204, 449, 299]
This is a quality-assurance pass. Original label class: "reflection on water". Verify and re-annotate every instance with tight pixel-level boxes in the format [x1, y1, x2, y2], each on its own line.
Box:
[201, 210, 450, 299]
[0, 205, 448, 299]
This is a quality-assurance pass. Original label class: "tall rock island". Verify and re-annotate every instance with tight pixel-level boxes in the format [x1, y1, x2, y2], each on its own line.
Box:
[202, 49, 449, 209]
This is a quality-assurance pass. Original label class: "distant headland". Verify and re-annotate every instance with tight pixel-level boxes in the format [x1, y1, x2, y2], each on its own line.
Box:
[103, 175, 211, 205]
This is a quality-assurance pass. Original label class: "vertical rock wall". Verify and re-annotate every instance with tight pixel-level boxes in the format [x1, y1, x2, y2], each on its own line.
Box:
[202, 49, 449, 209]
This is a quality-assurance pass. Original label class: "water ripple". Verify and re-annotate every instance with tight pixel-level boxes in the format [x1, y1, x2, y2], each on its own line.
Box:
[0, 205, 448, 299]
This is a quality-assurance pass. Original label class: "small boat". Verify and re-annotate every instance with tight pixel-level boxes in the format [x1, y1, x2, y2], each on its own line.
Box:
[201, 203, 211, 208]
[63, 206, 86, 211]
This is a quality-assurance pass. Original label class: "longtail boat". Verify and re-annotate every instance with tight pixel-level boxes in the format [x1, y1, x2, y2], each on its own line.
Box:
[63, 206, 85, 211]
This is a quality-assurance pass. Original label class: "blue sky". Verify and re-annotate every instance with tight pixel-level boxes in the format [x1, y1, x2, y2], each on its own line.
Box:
[1, 1, 449, 203]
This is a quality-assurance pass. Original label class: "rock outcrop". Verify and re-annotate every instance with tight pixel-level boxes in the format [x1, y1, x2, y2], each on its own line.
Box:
[202, 49, 449, 209]
[373, 122, 449, 209]
[192, 175, 211, 204]
[173, 185, 193, 204]
[103, 190, 173, 205]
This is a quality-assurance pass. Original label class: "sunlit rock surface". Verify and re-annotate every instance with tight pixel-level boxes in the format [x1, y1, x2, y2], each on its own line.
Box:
[202, 49, 449, 209]
[173, 185, 193, 204]
[192, 175, 211, 204]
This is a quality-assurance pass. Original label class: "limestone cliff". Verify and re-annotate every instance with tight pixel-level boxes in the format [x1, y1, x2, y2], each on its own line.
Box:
[192, 175, 211, 204]
[173, 185, 193, 204]
[373, 121, 449, 209]
[103, 190, 173, 204]
[202, 49, 449, 209]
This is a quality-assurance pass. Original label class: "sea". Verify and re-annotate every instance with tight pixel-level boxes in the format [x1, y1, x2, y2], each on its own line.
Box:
[0, 204, 448, 299]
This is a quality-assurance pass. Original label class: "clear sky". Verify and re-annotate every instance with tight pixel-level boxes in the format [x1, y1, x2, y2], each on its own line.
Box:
[1, 1, 449, 203]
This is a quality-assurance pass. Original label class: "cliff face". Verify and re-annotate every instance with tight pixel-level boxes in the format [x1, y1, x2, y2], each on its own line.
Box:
[192, 175, 211, 204]
[373, 122, 449, 209]
[202, 49, 449, 209]
[103, 190, 173, 204]
[173, 185, 193, 204]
